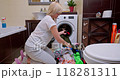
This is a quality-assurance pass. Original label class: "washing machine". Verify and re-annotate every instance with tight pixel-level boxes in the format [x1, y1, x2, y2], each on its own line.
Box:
[52, 14, 78, 49]
[56, 14, 78, 43]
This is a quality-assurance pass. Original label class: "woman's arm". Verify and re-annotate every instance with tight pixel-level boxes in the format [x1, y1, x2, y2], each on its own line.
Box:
[50, 25, 71, 47]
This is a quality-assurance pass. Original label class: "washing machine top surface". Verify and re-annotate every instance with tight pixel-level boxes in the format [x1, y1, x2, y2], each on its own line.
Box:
[57, 14, 78, 23]
[85, 43, 120, 62]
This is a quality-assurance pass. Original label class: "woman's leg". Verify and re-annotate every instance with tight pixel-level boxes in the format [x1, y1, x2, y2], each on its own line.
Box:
[44, 47, 55, 58]
[25, 45, 56, 64]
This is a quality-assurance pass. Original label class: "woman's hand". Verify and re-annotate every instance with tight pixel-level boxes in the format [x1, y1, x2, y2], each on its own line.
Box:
[65, 43, 72, 48]
[59, 30, 66, 35]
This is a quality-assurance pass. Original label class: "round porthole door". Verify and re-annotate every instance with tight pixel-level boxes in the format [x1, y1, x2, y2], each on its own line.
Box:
[57, 21, 75, 37]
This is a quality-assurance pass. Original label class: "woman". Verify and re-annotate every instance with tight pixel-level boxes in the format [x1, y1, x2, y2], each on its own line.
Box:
[24, 1, 71, 64]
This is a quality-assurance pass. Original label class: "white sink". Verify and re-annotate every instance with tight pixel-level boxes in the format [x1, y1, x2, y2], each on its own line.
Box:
[32, 12, 46, 20]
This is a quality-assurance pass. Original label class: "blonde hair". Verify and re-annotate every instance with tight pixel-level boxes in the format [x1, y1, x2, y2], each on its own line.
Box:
[47, 1, 63, 16]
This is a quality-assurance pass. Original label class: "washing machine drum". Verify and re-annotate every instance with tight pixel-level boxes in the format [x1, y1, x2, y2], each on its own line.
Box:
[57, 23, 73, 37]
[83, 43, 120, 64]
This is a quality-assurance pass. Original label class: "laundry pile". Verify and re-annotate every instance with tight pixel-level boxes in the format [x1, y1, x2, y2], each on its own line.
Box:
[54, 44, 86, 64]
[54, 48, 75, 64]
[53, 31, 86, 64]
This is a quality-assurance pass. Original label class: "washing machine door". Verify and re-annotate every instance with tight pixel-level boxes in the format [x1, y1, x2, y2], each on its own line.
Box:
[57, 21, 77, 43]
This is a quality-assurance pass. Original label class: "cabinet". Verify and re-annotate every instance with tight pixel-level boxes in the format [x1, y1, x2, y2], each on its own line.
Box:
[83, 0, 113, 17]
[0, 37, 11, 63]
[0, 31, 26, 63]
[83, 0, 120, 29]
[82, 18, 113, 46]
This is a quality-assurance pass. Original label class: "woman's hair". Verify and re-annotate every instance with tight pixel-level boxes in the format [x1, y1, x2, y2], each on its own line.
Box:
[47, 1, 63, 16]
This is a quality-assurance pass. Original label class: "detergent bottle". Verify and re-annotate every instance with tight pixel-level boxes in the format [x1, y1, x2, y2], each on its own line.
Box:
[2, 17, 6, 28]
[111, 23, 117, 43]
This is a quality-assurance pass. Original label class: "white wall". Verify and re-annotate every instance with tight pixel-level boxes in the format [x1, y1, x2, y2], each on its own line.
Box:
[0, 0, 69, 26]
[0, 0, 9, 23]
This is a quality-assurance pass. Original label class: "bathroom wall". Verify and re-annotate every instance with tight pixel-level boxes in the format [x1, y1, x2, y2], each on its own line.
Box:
[0, 0, 68, 26]
[0, 1, 9, 22]
[74, 0, 83, 43]
[0, 0, 48, 26]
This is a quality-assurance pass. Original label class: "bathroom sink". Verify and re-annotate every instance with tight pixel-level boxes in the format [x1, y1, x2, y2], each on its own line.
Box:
[32, 12, 46, 20]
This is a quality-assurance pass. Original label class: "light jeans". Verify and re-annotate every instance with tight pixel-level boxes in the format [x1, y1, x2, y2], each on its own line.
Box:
[24, 45, 56, 64]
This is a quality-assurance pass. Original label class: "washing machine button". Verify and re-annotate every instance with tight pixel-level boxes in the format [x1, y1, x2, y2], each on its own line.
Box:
[69, 16, 74, 19]
[64, 17, 66, 19]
